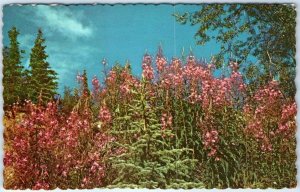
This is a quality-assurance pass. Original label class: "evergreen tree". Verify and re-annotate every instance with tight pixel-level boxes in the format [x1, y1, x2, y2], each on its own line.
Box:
[61, 86, 77, 114]
[81, 69, 90, 98]
[29, 29, 57, 103]
[3, 46, 10, 105]
[73, 70, 92, 114]
[3, 27, 24, 106]
[21, 69, 32, 100]
[107, 78, 202, 189]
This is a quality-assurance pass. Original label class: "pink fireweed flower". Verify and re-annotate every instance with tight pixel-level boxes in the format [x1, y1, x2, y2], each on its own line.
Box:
[120, 69, 131, 80]
[208, 148, 217, 157]
[186, 55, 196, 66]
[143, 54, 152, 64]
[142, 63, 154, 80]
[171, 58, 182, 70]
[81, 177, 89, 187]
[276, 102, 297, 137]
[92, 76, 101, 96]
[90, 161, 100, 173]
[33, 181, 50, 190]
[261, 139, 272, 152]
[203, 129, 219, 157]
[230, 71, 245, 91]
[155, 46, 167, 72]
[120, 83, 131, 95]
[142, 53, 154, 80]
[188, 89, 201, 104]
[119, 69, 141, 94]
[254, 80, 283, 103]
[98, 106, 112, 124]
[244, 80, 292, 151]
[171, 73, 184, 88]
[161, 113, 172, 130]
[201, 77, 233, 109]
[62, 170, 67, 177]
[160, 76, 172, 89]
[243, 104, 252, 116]
[183, 65, 195, 80]
[4, 152, 13, 166]
[106, 70, 117, 85]
[156, 56, 167, 72]
[167, 115, 173, 127]
[281, 102, 297, 122]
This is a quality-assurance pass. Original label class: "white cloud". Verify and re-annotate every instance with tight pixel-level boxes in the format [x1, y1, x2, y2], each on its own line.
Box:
[46, 40, 99, 63]
[34, 5, 93, 38]
[44, 41, 100, 86]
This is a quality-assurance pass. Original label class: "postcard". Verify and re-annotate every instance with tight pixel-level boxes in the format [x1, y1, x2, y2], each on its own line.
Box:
[2, 3, 297, 189]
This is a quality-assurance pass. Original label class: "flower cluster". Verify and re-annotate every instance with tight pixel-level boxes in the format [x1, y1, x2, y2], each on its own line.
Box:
[277, 102, 297, 137]
[99, 106, 112, 124]
[156, 56, 167, 72]
[155, 47, 167, 72]
[119, 69, 140, 96]
[5, 102, 113, 189]
[245, 80, 291, 152]
[161, 113, 173, 130]
[92, 76, 101, 98]
[106, 70, 117, 86]
[142, 54, 154, 80]
[203, 129, 219, 157]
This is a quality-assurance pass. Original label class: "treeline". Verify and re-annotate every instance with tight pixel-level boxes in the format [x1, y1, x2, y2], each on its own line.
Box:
[3, 27, 57, 115]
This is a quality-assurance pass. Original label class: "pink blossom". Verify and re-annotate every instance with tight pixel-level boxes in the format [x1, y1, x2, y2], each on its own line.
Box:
[99, 106, 112, 124]
[92, 76, 101, 98]
[156, 57, 167, 72]
[161, 113, 173, 131]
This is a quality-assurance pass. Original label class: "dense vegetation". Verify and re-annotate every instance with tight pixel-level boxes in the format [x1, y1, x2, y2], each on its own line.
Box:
[3, 48, 296, 189]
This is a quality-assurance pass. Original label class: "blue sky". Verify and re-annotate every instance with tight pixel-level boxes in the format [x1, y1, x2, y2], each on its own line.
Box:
[3, 4, 222, 94]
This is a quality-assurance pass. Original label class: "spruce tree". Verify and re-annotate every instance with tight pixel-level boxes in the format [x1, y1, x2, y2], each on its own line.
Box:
[29, 29, 57, 103]
[73, 69, 91, 114]
[107, 78, 202, 189]
[3, 46, 10, 106]
[61, 86, 77, 114]
[81, 69, 90, 98]
[3, 27, 24, 106]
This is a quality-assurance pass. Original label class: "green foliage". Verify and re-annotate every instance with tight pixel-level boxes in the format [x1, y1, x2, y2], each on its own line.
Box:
[73, 70, 92, 116]
[107, 78, 200, 188]
[61, 86, 78, 114]
[3, 27, 25, 106]
[3, 27, 58, 106]
[28, 29, 58, 103]
[200, 108, 247, 188]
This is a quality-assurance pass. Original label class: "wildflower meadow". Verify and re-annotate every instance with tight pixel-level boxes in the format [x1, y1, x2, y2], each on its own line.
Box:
[4, 49, 297, 189]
